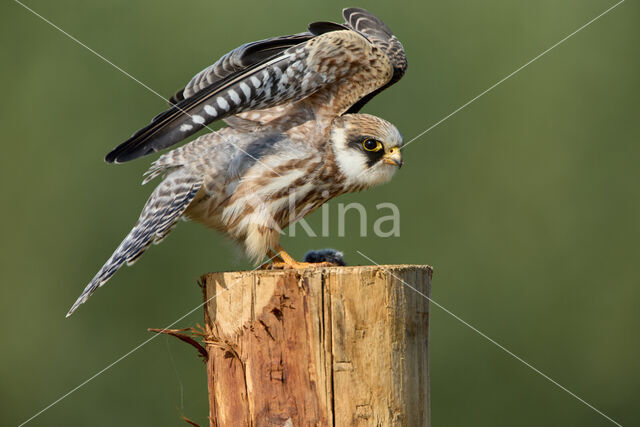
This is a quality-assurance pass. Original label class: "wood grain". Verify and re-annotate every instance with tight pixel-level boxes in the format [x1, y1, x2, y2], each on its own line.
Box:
[202, 265, 432, 426]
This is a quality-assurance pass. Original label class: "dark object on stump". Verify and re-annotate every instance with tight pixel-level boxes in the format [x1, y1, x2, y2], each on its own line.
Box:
[303, 248, 347, 266]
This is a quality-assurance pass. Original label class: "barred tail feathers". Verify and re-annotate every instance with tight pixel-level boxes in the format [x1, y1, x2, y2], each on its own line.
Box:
[66, 173, 201, 316]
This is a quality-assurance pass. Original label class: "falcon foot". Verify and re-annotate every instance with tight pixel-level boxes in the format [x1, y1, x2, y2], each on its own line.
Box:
[260, 245, 340, 269]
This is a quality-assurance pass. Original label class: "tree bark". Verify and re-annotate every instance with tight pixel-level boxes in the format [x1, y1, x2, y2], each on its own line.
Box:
[201, 265, 432, 426]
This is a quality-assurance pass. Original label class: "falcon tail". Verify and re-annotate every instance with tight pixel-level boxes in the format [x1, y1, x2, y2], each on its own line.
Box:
[66, 173, 201, 317]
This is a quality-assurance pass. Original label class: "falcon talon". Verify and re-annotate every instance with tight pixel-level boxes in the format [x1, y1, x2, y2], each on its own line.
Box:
[68, 8, 407, 316]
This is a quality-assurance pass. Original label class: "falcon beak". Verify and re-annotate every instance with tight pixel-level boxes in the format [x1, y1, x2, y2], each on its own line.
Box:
[383, 147, 403, 168]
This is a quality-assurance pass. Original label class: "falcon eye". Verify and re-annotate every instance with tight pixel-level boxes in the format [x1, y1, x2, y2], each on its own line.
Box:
[362, 138, 382, 152]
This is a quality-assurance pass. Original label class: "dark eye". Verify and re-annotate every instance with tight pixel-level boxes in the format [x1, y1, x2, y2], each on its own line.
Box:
[362, 138, 381, 151]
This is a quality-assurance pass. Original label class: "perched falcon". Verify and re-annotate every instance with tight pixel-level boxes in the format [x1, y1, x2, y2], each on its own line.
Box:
[67, 8, 407, 316]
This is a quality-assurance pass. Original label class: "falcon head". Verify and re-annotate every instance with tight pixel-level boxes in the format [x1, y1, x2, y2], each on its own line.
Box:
[330, 114, 403, 188]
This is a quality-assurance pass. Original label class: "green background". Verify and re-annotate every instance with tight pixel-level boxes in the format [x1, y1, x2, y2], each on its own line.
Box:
[2, 1, 638, 425]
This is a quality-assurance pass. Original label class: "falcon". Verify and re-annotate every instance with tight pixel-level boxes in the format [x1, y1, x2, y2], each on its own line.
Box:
[67, 8, 407, 316]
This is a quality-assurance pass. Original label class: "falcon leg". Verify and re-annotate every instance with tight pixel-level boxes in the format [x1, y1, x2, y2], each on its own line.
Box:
[259, 250, 284, 269]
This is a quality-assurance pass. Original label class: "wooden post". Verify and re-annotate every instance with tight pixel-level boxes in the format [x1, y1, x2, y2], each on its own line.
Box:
[201, 265, 432, 426]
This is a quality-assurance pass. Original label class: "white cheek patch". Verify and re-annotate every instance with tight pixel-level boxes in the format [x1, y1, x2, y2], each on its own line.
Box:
[335, 149, 369, 178]
[332, 127, 368, 179]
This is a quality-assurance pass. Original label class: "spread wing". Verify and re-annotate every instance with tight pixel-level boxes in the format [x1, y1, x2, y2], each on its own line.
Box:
[341, 7, 407, 113]
[167, 33, 314, 105]
[105, 33, 315, 163]
[105, 8, 406, 164]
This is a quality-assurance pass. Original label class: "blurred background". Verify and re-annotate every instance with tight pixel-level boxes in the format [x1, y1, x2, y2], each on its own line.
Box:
[2, 0, 638, 425]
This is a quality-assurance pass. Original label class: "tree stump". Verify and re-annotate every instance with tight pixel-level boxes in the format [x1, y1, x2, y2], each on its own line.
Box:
[201, 265, 432, 426]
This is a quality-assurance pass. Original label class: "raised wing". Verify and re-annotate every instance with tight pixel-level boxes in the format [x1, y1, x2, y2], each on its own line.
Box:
[106, 29, 338, 163]
[168, 33, 314, 105]
[341, 7, 407, 114]
[105, 8, 406, 164]
[106, 43, 312, 163]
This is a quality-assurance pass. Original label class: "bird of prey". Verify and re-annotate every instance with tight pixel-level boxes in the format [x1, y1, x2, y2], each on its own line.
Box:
[67, 7, 407, 316]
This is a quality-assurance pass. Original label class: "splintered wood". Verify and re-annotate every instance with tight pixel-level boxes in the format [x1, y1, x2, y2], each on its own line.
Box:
[202, 265, 431, 427]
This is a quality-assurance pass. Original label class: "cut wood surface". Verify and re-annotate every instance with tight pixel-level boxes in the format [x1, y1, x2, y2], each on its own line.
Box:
[202, 264, 432, 426]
